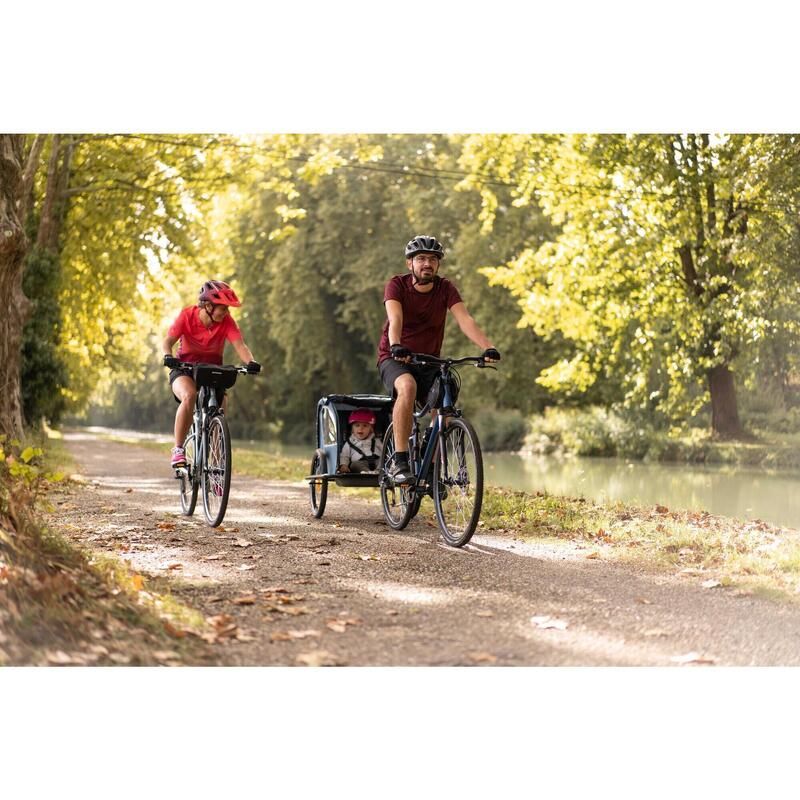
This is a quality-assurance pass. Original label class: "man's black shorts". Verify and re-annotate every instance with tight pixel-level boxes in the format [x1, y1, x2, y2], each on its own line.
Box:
[379, 358, 439, 404]
[169, 367, 226, 404]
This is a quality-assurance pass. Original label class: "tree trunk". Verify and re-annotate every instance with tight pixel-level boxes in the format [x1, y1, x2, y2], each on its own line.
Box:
[17, 134, 47, 228]
[0, 135, 31, 440]
[708, 363, 743, 438]
[36, 135, 62, 251]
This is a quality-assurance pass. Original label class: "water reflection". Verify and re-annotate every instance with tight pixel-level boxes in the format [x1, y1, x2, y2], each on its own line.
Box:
[483, 453, 800, 529]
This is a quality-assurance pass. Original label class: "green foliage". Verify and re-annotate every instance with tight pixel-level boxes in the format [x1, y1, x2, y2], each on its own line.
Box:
[471, 407, 529, 452]
[459, 134, 800, 432]
[21, 247, 68, 425]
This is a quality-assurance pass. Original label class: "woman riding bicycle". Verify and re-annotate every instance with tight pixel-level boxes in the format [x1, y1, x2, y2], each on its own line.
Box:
[162, 280, 260, 469]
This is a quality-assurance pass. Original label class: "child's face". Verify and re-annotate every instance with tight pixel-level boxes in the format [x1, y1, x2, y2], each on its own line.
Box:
[352, 422, 373, 439]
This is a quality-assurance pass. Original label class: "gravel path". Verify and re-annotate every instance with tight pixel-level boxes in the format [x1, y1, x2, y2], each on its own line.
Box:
[56, 430, 800, 666]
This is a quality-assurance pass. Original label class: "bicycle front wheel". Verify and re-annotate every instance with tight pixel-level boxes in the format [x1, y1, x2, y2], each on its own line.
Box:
[433, 417, 483, 547]
[379, 422, 417, 531]
[179, 430, 198, 516]
[202, 414, 232, 527]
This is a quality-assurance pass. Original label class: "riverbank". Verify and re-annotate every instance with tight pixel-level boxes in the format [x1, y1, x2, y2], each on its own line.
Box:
[522, 406, 800, 471]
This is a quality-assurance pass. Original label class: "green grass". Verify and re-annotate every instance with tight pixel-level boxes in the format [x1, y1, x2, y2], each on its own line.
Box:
[481, 485, 800, 599]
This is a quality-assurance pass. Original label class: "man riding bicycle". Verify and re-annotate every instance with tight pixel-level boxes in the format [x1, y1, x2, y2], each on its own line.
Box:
[377, 235, 500, 485]
[162, 280, 261, 469]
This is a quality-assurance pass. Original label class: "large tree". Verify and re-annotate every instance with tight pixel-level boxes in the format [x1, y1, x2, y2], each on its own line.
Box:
[0, 135, 33, 439]
[459, 134, 800, 437]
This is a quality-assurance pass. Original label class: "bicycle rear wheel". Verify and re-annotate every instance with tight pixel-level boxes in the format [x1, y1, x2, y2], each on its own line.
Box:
[379, 422, 417, 531]
[179, 430, 198, 516]
[202, 413, 232, 527]
[433, 417, 483, 547]
[309, 448, 328, 518]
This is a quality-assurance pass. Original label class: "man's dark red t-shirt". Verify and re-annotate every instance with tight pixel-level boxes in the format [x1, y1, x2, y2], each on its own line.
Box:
[168, 306, 242, 365]
[377, 274, 463, 364]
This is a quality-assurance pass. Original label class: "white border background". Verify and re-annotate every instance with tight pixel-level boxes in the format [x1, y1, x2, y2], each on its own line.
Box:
[3, 1, 798, 796]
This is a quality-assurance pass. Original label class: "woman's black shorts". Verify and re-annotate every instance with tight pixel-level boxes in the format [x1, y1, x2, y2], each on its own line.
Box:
[379, 358, 439, 404]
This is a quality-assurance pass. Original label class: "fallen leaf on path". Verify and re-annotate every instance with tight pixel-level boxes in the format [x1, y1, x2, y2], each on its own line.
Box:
[270, 629, 321, 642]
[276, 606, 311, 616]
[670, 652, 716, 665]
[235, 631, 256, 642]
[153, 650, 180, 661]
[206, 614, 238, 639]
[655, 505, 669, 514]
[467, 651, 497, 664]
[356, 553, 380, 561]
[326, 617, 361, 633]
[586, 552, 600, 560]
[701, 579, 723, 589]
[163, 621, 187, 639]
[166, 562, 183, 571]
[46, 650, 74, 665]
[157, 522, 177, 531]
[233, 539, 253, 548]
[207, 596, 224, 603]
[635, 597, 652, 605]
[131, 575, 144, 591]
[386, 610, 399, 616]
[643, 628, 670, 638]
[530, 615, 569, 631]
[296, 650, 339, 667]
[237, 564, 256, 571]
[109, 653, 132, 665]
[232, 596, 257, 605]
[204, 553, 224, 561]
[124, 488, 133, 493]
[476, 611, 494, 618]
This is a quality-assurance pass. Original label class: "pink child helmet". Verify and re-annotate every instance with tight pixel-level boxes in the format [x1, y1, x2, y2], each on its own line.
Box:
[349, 408, 376, 425]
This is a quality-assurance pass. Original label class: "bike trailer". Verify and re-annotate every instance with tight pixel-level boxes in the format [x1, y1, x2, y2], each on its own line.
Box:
[313, 393, 393, 487]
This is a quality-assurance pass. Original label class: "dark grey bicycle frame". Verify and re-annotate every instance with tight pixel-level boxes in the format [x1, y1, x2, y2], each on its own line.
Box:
[412, 368, 456, 486]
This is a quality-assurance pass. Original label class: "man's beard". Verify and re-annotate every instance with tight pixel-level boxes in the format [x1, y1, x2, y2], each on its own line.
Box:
[413, 267, 435, 285]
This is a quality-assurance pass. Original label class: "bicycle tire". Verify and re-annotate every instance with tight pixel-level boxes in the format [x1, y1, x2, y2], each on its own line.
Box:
[309, 448, 328, 518]
[433, 416, 483, 547]
[202, 413, 232, 527]
[179, 430, 199, 516]
[379, 422, 417, 531]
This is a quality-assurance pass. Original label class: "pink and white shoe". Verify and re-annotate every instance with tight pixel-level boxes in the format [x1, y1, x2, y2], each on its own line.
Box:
[171, 447, 187, 468]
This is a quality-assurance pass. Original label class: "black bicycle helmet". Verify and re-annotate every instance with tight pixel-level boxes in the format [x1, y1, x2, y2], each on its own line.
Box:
[404, 235, 444, 260]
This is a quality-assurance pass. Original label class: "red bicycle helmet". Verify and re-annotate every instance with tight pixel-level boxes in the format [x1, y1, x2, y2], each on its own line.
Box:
[198, 280, 241, 307]
[349, 408, 376, 425]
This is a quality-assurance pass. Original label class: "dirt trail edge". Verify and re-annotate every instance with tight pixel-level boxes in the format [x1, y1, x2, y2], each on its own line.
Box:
[53, 431, 800, 666]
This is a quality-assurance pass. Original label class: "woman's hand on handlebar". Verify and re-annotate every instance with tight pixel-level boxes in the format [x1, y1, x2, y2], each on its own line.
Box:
[163, 354, 180, 368]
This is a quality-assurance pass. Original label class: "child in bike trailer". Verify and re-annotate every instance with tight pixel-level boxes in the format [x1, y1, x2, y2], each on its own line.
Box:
[162, 280, 261, 469]
[338, 408, 384, 474]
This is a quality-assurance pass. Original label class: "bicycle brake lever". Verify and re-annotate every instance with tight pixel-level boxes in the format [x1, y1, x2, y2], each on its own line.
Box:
[476, 362, 498, 371]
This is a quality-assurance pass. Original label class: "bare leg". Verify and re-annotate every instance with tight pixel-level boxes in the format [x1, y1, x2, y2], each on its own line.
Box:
[171, 376, 197, 447]
[392, 373, 417, 454]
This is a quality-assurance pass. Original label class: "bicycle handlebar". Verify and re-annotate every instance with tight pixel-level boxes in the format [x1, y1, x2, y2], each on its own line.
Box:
[166, 360, 259, 375]
[407, 352, 496, 369]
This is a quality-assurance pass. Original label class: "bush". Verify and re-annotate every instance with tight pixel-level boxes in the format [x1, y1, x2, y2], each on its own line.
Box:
[471, 407, 529, 452]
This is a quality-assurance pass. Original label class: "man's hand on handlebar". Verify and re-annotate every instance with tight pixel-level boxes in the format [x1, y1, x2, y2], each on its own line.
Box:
[246, 360, 262, 374]
[482, 347, 501, 363]
[390, 343, 412, 363]
[163, 354, 180, 369]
